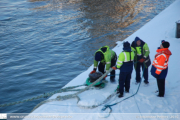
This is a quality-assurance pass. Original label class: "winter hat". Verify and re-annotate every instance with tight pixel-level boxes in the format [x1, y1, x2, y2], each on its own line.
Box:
[123, 41, 131, 51]
[134, 36, 141, 43]
[162, 40, 170, 48]
[95, 52, 102, 61]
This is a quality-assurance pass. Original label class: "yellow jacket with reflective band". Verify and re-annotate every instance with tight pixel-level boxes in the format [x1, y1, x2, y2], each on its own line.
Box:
[131, 40, 151, 68]
[117, 51, 134, 69]
[94, 46, 116, 71]
[131, 43, 150, 59]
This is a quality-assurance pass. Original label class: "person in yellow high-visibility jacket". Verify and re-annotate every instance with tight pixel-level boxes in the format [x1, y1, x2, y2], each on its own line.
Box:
[90, 46, 117, 82]
[131, 37, 151, 84]
[112, 41, 134, 98]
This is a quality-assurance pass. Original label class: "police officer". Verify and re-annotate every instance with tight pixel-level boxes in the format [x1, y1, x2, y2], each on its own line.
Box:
[131, 37, 151, 84]
[90, 46, 117, 82]
[112, 41, 134, 98]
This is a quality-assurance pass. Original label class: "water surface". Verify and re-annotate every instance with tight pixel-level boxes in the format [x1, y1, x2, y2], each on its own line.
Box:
[0, 0, 175, 113]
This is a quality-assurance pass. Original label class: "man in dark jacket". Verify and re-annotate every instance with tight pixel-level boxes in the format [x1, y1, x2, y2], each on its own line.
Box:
[131, 37, 151, 84]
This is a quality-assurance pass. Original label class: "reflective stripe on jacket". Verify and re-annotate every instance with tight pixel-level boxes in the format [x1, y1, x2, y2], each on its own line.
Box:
[117, 50, 134, 72]
[94, 46, 116, 70]
[152, 48, 172, 75]
[131, 42, 150, 59]
[131, 40, 151, 68]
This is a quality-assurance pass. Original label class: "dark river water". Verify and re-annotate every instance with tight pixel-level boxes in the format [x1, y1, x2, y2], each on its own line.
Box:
[0, 0, 175, 113]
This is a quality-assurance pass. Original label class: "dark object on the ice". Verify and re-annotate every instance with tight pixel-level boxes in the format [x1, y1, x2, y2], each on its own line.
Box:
[118, 93, 123, 98]
[86, 77, 105, 88]
[176, 20, 180, 38]
[89, 71, 103, 83]
[86, 71, 105, 88]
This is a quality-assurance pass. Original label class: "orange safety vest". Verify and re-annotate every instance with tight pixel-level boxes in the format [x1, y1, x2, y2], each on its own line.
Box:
[152, 48, 172, 75]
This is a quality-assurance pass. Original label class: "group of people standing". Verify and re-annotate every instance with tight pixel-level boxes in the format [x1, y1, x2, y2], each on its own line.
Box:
[90, 37, 172, 98]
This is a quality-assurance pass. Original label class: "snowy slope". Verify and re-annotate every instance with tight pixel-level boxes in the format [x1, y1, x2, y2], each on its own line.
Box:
[25, 0, 180, 119]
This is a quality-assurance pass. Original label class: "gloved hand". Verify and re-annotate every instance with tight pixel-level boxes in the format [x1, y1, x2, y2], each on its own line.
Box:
[112, 66, 117, 70]
[103, 75, 107, 80]
[139, 58, 145, 63]
[90, 70, 96, 74]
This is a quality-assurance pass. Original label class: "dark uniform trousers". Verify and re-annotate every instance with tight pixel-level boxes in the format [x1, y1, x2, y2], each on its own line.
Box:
[135, 62, 148, 82]
[119, 71, 132, 94]
[98, 54, 117, 79]
[157, 78, 165, 96]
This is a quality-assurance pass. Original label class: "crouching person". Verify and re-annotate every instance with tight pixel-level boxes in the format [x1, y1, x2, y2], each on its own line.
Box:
[91, 46, 117, 82]
[151, 40, 172, 97]
[112, 41, 134, 98]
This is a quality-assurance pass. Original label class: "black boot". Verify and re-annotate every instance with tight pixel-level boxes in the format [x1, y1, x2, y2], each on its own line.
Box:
[144, 80, 149, 84]
[125, 89, 129, 93]
[110, 78, 115, 83]
[157, 94, 164, 97]
[135, 81, 140, 85]
[118, 93, 123, 98]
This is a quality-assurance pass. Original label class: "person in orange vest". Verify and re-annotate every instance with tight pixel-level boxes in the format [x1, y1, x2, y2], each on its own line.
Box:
[151, 40, 172, 97]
